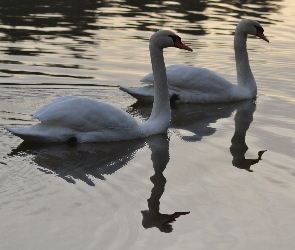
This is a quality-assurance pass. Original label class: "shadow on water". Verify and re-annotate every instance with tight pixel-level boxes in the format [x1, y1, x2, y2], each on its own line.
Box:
[8, 137, 147, 185]
[129, 99, 246, 141]
[230, 99, 267, 172]
[142, 133, 190, 233]
[129, 99, 267, 170]
[7, 133, 190, 232]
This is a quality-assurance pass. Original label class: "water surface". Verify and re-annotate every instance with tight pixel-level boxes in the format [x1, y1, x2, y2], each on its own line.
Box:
[1, 0, 295, 249]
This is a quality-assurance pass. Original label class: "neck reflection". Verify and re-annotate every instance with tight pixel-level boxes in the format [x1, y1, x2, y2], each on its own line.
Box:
[141, 134, 189, 233]
[230, 100, 267, 172]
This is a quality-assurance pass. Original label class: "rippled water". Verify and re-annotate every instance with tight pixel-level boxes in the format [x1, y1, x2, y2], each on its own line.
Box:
[1, 0, 295, 249]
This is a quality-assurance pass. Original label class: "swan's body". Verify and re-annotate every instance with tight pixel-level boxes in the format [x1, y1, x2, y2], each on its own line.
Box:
[6, 30, 192, 143]
[119, 19, 269, 103]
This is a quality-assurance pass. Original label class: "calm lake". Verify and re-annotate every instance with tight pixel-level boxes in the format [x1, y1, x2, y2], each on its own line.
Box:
[1, 0, 295, 249]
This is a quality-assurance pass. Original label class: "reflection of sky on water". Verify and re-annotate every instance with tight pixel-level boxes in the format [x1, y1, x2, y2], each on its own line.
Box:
[0, 0, 282, 43]
[0, 0, 293, 92]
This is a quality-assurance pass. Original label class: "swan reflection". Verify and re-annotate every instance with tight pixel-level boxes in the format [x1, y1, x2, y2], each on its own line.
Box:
[9, 138, 147, 185]
[142, 134, 190, 233]
[230, 99, 267, 172]
[129, 100, 244, 142]
[130, 99, 267, 171]
[8, 133, 190, 232]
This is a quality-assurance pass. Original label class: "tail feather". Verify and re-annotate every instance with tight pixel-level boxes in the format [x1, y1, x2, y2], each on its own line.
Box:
[5, 125, 68, 142]
[119, 85, 154, 102]
[6, 127, 40, 142]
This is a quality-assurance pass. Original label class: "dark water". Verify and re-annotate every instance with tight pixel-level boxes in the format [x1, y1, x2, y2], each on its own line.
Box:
[1, 0, 295, 249]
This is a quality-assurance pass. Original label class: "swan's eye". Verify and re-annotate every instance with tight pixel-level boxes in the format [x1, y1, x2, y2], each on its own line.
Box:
[254, 25, 264, 35]
[168, 35, 180, 43]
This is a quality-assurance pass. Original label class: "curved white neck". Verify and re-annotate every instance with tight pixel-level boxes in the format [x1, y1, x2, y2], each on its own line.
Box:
[141, 44, 170, 135]
[234, 31, 257, 95]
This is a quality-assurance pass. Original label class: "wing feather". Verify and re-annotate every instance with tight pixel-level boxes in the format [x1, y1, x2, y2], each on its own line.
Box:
[32, 96, 139, 132]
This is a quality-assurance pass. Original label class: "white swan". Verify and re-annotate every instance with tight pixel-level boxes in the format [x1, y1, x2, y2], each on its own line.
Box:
[119, 19, 269, 103]
[6, 30, 192, 143]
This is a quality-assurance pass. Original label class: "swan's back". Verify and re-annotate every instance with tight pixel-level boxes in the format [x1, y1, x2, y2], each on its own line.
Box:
[33, 96, 138, 131]
[142, 65, 232, 89]
[138, 64, 238, 103]
[8, 96, 143, 142]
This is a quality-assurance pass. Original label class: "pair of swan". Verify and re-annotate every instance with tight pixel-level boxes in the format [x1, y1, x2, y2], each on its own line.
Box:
[6, 19, 269, 143]
[120, 19, 269, 103]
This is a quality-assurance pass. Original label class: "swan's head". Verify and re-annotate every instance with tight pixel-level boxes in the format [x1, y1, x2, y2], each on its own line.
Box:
[150, 30, 193, 51]
[236, 19, 269, 43]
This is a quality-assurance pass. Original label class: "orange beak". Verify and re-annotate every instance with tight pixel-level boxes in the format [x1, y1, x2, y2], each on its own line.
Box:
[257, 30, 269, 43]
[174, 38, 193, 51]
